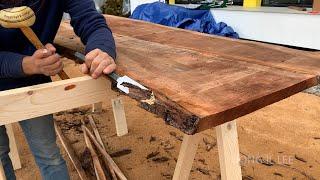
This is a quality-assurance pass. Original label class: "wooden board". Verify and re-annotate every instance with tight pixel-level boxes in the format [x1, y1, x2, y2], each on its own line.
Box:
[106, 16, 320, 76]
[54, 16, 320, 134]
[0, 76, 109, 125]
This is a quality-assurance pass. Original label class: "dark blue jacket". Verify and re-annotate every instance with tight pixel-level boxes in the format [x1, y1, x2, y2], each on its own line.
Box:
[0, 0, 116, 91]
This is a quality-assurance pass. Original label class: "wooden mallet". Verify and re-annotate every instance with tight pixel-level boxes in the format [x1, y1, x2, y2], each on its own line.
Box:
[0, 6, 69, 79]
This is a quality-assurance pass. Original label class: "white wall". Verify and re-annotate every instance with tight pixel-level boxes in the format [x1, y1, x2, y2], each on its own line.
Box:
[212, 7, 320, 50]
[130, 2, 320, 50]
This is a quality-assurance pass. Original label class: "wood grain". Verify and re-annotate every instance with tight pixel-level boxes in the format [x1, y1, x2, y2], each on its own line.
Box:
[216, 120, 242, 180]
[0, 76, 109, 125]
[54, 16, 320, 134]
[106, 15, 320, 76]
[172, 134, 201, 180]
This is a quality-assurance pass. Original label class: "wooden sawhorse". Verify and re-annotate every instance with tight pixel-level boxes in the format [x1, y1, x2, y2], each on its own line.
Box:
[0, 76, 128, 180]
[0, 74, 242, 180]
[173, 120, 241, 180]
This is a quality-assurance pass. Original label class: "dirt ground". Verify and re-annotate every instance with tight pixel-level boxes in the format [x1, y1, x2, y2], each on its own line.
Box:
[12, 62, 320, 180]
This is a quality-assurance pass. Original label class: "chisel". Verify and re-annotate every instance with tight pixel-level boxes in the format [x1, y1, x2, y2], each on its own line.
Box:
[74, 52, 147, 94]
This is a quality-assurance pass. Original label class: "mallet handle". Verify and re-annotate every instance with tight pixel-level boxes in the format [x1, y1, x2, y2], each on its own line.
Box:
[20, 27, 44, 49]
[20, 27, 69, 80]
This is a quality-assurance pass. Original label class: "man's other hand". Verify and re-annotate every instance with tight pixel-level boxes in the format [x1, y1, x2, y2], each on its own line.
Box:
[22, 43, 63, 76]
[80, 49, 116, 79]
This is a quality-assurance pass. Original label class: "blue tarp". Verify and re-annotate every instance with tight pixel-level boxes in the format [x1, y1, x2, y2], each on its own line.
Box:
[130, 2, 239, 38]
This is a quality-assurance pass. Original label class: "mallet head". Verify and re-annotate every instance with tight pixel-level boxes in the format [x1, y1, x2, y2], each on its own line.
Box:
[0, 6, 35, 28]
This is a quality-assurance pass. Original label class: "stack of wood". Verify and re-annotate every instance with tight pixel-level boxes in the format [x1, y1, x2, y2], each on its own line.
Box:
[54, 115, 127, 180]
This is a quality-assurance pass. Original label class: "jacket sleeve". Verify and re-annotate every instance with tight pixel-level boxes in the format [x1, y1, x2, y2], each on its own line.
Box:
[0, 51, 26, 78]
[64, 0, 116, 60]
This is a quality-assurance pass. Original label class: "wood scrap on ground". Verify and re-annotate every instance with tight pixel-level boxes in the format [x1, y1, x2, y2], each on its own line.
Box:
[54, 121, 89, 180]
[110, 149, 132, 158]
[87, 115, 118, 180]
[83, 125, 127, 180]
[54, 114, 126, 180]
[81, 119, 107, 180]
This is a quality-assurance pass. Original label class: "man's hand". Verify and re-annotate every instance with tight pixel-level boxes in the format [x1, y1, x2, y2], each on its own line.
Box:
[22, 44, 63, 76]
[80, 49, 116, 79]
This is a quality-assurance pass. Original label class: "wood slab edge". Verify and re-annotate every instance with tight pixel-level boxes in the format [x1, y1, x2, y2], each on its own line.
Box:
[196, 76, 319, 133]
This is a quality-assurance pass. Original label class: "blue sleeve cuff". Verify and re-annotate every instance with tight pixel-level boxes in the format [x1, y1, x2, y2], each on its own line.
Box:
[0, 52, 26, 78]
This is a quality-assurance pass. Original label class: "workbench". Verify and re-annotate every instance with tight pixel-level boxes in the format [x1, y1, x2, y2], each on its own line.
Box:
[1, 15, 319, 180]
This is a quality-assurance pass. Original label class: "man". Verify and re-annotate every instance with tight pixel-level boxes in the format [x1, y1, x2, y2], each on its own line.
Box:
[0, 0, 116, 179]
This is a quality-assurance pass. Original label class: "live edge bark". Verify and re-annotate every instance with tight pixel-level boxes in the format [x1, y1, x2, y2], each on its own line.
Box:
[117, 82, 200, 135]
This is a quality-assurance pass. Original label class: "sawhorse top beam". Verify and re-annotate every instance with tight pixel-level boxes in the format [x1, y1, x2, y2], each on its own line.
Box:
[0, 76, 109, 125]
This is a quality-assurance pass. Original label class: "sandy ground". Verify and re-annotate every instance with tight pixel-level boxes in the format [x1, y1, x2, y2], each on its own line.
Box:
[11, 60, 320, 180]
[11, 91, 319, 180]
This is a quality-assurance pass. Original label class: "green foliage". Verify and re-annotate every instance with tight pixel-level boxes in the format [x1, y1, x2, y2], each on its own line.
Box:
[102, 0, 130, 17]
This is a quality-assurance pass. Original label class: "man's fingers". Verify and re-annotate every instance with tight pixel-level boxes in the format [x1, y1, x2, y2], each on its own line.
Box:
[33, 49, 51, 59]
[92, 61, 108, 79]
[51, 63, 64, 76]
[45, 66, 63, 76]
[45, 43, 56, 54]
[90, 53, 109, 75]
[40, 54, 63, 76]
[43, 59, 63, 72]
[42, 60, 63, 76]
[85, 49, 100, 69]
[41, 54, 61, 66]
[80, 64, 89, 74]
[84, 49, 116, 78]
[33, 44, 56, 59]
[103, 63, 116, 74]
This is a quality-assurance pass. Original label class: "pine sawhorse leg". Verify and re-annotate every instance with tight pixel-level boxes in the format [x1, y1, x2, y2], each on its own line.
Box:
[216, 120, 242, 180]
[91, 98, 128, 137]
[92, 102, 103, 113]
[7, 124, 21, 170]
[172, 120, 242, 180]
[173, 134, 201, 180]
[111, 98, 128, 136]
